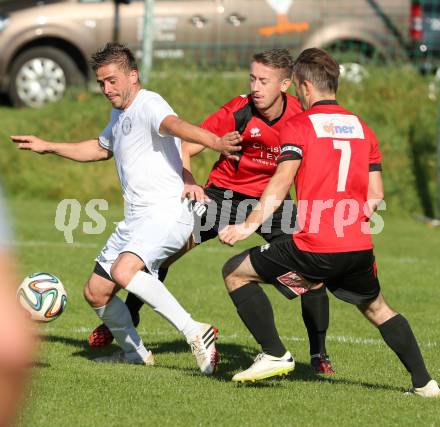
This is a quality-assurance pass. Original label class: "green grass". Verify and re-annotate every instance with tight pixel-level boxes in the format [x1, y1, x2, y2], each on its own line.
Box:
[8, 199, 440, 426]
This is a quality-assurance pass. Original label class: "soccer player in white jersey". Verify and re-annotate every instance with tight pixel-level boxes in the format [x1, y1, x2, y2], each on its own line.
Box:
[11, 42, 242, 374]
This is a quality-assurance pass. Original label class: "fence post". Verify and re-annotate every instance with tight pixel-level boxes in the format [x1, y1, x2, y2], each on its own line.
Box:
[141, 0, 154, 84]
[437, 104, 440, 218]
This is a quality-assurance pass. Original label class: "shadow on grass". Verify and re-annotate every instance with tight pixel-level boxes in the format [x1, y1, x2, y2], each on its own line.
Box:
[44, 334, 404, 393]
[42, 334, 88, 348]
[31, 361, 51, 368]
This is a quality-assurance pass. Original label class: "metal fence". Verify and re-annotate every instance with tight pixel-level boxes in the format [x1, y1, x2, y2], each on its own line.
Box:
[140, 0, 433, 71]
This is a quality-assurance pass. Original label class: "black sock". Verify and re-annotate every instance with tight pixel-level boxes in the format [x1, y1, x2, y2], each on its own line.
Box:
[301, 286, 329, 356]
[378, 314, 431, 388]
[229, 282, 286, 358]
[125, 293, 143, 327]
[124, 267, 169, 327]
[158, 267, 169, 282]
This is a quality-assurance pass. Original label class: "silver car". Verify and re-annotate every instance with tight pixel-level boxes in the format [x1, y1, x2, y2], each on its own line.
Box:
[0, 0, 410, 107]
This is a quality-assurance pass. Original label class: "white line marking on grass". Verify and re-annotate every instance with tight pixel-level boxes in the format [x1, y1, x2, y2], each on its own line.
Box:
[381, 256, 428, 264]
[13, 241, 429, 266]
[44, 327, 438, 348]
[12, 240, 234, 252]
[12, 240, 99, 248]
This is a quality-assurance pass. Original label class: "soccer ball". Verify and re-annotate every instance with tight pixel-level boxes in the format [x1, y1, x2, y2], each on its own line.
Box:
[17, 273, 67, 322]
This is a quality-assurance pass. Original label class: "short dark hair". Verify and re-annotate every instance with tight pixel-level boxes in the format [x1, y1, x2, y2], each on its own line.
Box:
[252, 48, 294, 80]
[90, 42, 138, 73]
[292, 48, 340, 94]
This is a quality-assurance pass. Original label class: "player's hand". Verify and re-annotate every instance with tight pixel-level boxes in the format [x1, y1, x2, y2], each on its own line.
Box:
[10, 135, 50, 154]
[218, 223, 254, 246]
[215, 131, 242, 160]
[182, 184, 210, 202]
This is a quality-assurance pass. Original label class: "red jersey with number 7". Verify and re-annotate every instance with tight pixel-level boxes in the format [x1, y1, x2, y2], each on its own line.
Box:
[277, 101, 382, 253]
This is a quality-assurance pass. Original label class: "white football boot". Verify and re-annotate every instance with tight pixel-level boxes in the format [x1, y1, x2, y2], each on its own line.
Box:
[93, 350, 155, 366]
[407, 379, 440, 397]
[187, 324, 219, 375]
[232, 351, 295, 383]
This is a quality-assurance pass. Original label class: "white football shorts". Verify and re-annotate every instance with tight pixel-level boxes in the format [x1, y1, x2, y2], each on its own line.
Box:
[96, 198, 193, 278]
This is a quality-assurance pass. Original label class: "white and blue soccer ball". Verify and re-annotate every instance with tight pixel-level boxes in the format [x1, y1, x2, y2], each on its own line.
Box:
[17, 273, 67, 322]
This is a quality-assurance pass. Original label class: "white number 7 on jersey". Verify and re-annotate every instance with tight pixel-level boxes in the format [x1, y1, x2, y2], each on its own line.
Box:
[333, 140, 351, 192]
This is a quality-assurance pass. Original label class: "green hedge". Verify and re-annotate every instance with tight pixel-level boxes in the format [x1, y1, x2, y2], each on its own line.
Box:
[0, 67, 437, 215]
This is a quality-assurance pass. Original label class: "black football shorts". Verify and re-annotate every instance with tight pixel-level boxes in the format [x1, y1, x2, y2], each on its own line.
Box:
[192, 184, 297, 244]
[249, 237, 381, 305]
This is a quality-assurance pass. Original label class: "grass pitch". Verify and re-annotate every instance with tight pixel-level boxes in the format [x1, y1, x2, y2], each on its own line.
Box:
[10, 199, 440, 426]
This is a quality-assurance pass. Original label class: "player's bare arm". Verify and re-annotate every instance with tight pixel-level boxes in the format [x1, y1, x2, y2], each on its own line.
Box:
[366, 171, 385, 216]
[182, 141, 206, 166]
[160, 115, 242, 157]
[10, 136, 112, 162]
[181, 168, 209, 202]
[181, 141, 210, 202]
[219, 159, 300, 246]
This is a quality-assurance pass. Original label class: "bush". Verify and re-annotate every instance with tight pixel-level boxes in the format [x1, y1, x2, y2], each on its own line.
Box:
[0, 67, 437, 215]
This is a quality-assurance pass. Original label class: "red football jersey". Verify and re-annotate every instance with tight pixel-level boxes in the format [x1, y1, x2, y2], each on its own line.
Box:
[201, 93, 302, 197]
[278, 101, 382, 253]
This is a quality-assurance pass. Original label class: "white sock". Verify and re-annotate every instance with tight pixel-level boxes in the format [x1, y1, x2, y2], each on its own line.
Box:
[94, 296, 149, 359]
[126, 270, 203, 340]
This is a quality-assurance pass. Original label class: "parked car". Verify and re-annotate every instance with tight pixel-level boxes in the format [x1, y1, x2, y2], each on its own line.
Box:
[409, 0, 440, 74]
[0, 0, 411, 108]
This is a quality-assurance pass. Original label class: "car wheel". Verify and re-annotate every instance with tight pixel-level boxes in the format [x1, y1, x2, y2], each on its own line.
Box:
[339, 62, 369, 84]
[326, 40, 380, 84]
[8, 47, 84, 108]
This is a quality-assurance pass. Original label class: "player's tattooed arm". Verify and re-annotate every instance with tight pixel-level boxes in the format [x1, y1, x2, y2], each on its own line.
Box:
[160, 115, 242, 157]
[219, 160, 300, 246]
[10, 136, 112, 162]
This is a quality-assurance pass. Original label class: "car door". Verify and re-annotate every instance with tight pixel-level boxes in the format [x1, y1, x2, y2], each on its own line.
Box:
[218, 0, 312, 64]
[152, 0, 221, 63]
[75, 0, 141, 54]
[77, 0, 221, 64]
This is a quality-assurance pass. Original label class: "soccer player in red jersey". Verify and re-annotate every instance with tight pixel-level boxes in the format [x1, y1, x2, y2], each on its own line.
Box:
[219, 48, 439, 396]
[89, 48, 335, 375]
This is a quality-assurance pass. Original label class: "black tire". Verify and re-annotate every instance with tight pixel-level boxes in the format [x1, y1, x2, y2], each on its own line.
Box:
[325, 40, 384, 83]
[8, 46, 85, 108]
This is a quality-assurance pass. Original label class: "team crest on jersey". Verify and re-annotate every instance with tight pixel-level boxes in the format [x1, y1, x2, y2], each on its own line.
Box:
[276, 271, 313, 295]
[309, 114, 364, 139]
[250, 127, 261, 138]
[122, 117, 132, 135]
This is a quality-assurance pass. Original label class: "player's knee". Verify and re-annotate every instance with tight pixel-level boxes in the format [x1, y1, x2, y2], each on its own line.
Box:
[110, 263, 136, 288]
[83, 280, 105, 307]
[222, 258, 244, 292]
[222, 251, 249, 280]
[222, 258, 234, 281]
[83, 281, 95, 306]
[358, 294, 397, 326]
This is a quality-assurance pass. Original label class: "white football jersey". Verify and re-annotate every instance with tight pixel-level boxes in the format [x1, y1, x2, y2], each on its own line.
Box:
[99, 89, 184, 209]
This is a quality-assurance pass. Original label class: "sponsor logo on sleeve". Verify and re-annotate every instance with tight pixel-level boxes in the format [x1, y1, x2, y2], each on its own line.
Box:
[309, 114, 364, 139]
